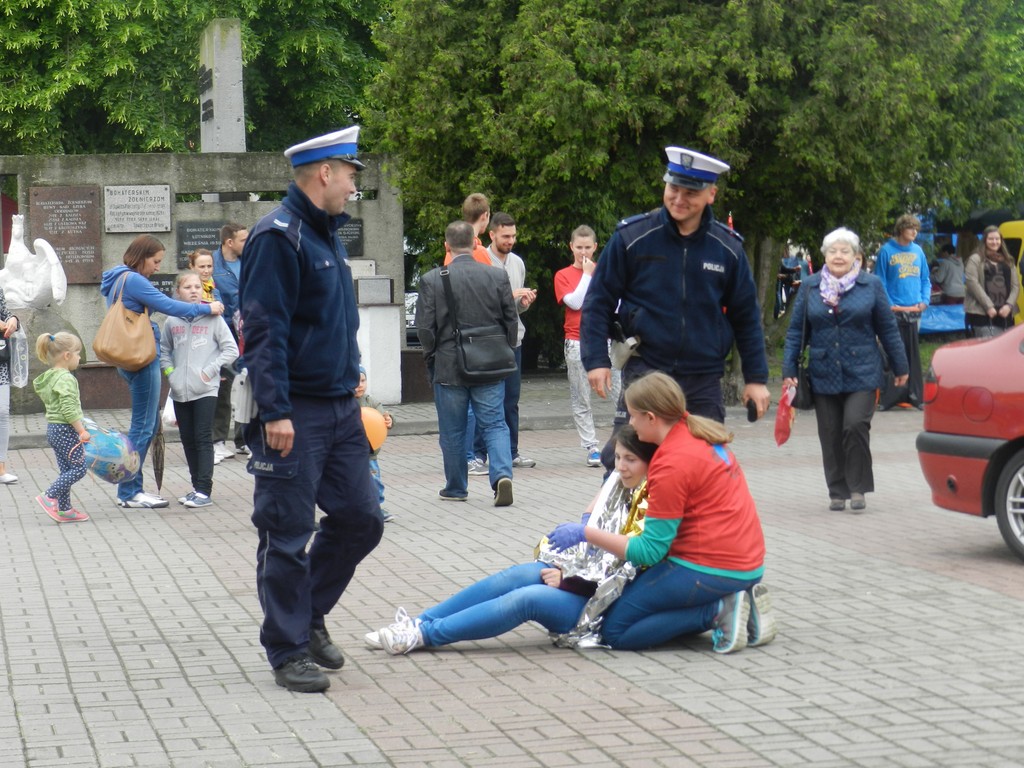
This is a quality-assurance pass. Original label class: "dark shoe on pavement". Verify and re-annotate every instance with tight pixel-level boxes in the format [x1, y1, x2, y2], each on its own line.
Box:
[307, 627, 345, 670]
[850, 493, 867, 512]
[829, 497, 846, 511]
[494, 477, 513, 507]
[273, 653, 330, 692]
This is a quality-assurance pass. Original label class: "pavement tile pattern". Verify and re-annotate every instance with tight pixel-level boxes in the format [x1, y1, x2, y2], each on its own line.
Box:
[1, 375, 1022, 767]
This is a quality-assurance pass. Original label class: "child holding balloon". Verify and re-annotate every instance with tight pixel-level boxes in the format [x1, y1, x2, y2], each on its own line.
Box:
[355, 366, 394, 522]
[32, 332, 91, 523]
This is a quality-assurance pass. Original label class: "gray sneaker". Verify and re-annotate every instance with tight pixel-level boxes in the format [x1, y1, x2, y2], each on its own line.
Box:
[467, 458, 488, 476]
[512, 455, 536, 468]
[747, 583, 777, 647]
[711, 591, 750, 654]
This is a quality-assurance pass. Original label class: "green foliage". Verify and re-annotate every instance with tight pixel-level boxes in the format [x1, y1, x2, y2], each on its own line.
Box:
[369, 0, 1024, 367]
[0, 0, 381, 154]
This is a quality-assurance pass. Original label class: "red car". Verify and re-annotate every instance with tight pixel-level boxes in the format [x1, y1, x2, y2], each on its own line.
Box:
[917, 324, 1024, 562]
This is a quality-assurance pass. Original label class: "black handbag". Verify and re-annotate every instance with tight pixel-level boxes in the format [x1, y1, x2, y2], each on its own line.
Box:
[440, 268, 517, 384]
[0, 337, 9, 364]
[793, 308, 814, 410]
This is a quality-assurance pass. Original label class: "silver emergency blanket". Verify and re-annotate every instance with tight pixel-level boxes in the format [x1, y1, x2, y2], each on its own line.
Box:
[535, 471, 648, 648]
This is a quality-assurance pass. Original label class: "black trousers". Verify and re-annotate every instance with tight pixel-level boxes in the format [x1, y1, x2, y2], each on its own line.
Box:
[173, 396, 218, 495]
[879, 311, 922, 408]
[212, 368, 245, 447]
[813, 389, 876, 499]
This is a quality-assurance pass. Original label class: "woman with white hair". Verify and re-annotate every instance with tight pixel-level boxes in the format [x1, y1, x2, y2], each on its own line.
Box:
[782, 228, 909, 513]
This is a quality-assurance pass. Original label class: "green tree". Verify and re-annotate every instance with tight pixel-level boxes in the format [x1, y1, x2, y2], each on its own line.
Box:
[369, 0, 1024, 371]
[0, 0, 380, 155]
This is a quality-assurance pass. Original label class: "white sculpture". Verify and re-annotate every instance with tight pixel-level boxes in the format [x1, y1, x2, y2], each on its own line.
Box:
[0, 214, 67, 308]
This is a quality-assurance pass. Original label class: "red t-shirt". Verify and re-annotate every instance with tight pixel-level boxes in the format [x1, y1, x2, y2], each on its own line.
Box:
[643, 422, 765, 572]
[554, 264, 585, 340]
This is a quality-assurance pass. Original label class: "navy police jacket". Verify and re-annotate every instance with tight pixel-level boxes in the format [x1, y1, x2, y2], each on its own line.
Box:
[239, 182, 361, 422]
[782, 272, 908, 394]
[581, 205, 768, 382]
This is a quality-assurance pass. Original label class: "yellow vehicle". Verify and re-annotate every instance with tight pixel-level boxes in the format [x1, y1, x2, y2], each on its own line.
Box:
[998, 221, 1024, 324]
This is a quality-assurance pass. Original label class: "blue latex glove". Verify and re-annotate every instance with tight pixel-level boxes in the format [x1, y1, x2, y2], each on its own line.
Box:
[547, 522, 587, 552]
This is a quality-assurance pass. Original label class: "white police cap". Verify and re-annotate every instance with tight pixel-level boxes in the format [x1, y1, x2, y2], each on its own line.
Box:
[663, 146, 729, 189]
[284, 126, 365, 170]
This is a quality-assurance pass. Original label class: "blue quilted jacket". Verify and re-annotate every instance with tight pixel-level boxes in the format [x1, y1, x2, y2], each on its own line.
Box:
[782, 272, 908, 395]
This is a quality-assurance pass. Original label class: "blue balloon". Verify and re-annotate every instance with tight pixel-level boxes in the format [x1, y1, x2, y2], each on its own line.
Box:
[80, 419, 140, 484]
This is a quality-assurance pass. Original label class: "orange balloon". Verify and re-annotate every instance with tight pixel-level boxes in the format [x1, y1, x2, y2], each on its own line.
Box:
[361, 407, 388, 451]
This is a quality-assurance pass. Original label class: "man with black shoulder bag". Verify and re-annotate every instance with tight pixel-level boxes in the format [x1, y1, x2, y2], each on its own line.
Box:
[416, 220, 519, 507]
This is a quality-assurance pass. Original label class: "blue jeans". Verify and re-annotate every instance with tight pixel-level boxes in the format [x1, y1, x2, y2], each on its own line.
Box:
[600, 560, 760, 650]
[117, 357, 162, 502]
[434, 381, 512, 497]
[418, 562, 587, 647]
[474, 345, 522, 460]
[247, 395, 384, 668]
[369, 457, 385, 504]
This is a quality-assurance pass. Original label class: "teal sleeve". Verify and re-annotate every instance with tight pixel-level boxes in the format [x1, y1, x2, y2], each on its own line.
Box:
[624, 517, 681, 566]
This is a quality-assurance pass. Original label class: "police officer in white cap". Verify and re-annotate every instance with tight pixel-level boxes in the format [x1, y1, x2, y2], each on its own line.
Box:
[581, 145, 771, 468]
[239, 127, 384, 692]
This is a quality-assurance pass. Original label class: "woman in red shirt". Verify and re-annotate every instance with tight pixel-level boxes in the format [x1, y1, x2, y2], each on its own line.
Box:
[548, 371, 774, 652]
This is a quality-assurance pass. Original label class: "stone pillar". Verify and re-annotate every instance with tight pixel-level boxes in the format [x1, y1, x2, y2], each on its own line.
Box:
[199, 19, 246, 202]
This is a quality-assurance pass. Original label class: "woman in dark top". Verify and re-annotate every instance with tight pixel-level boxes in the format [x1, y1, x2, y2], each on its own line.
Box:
[783, 228, 908, 513]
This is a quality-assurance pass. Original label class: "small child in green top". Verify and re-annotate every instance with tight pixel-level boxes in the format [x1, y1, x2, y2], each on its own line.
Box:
[32, 332, 91, 523]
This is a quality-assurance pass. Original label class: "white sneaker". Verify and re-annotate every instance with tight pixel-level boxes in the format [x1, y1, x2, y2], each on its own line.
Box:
[380, 623, 425, 655]
[0, 472, 19, 484]
[213, 442, 233, 465]
[117, 492, 169, 509]
[365, 607, 421, 650]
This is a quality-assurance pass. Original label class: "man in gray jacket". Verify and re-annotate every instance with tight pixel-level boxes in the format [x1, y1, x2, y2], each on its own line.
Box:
[416, 220, 518, 506]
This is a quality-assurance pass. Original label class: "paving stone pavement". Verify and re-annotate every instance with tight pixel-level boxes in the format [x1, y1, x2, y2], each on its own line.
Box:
[1, 375, 1022, 767]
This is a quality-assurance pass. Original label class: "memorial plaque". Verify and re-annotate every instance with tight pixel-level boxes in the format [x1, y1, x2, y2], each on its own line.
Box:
[176, 220, 223, 269]
[337, 218, 363, 259]
[104, 185, 171, 233]
[29, 185, 103, 284]
[150, 273, 180, 300]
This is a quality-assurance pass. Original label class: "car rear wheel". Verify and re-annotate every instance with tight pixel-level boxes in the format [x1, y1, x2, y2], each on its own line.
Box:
[993, 449, 1024, 562]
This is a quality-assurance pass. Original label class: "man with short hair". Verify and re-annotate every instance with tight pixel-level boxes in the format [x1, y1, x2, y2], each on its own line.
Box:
[240, 127, 384, 693]
[211, 222, 248, 463]
[416, 220, 517, 506]
[444, 193, 492, 266]
[875, 214, 930, 410]
[582, 145, 770, 471]
[555, 225, 603, 467]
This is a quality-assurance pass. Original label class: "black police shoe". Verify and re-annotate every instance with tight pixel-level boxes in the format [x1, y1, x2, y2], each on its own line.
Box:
[308, 627, 345, 670]
[273, 653, 330, 692]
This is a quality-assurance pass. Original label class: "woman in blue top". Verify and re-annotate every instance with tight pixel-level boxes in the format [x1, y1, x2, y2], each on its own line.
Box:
[782, 228, 908, 514]
[100, 235, 224, 508]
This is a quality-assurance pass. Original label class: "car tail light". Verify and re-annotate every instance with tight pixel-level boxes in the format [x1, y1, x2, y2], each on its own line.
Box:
[922, 365, 938, 404]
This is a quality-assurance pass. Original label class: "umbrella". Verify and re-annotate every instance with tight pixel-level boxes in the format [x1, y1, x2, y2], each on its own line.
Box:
[151, 417, 165, 492]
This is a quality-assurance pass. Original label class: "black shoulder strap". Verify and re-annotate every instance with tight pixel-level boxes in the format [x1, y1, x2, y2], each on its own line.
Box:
[439, 268, 461, 334]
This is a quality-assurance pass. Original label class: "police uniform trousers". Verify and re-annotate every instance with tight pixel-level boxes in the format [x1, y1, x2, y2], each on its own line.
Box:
[247, 394, 384, 669]
[599, 357, 726, 472]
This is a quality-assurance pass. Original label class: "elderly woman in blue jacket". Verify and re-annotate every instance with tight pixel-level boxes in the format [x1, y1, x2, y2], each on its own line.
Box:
[782, 228, 908, 513]
[100, 235, 224, 509]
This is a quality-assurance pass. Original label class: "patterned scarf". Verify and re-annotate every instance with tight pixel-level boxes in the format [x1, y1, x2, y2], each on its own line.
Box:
[819, 261, 861, 307]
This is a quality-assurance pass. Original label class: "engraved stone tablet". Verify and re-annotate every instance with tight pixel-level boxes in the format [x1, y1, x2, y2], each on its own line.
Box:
[337, 218, 363, 258]
[104, 185, 172, 233]
[176, 221, 223, 269]
[29, 186, 103, 283]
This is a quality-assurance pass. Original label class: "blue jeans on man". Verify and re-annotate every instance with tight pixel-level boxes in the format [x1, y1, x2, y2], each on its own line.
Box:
[471, 345, 522, 461]
[434, 380, 512, 497]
